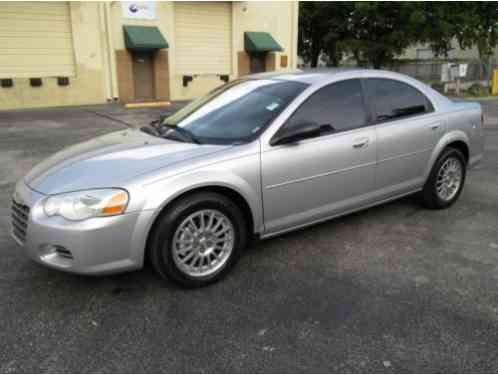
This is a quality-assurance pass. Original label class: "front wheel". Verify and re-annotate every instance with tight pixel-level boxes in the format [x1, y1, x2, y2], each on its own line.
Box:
[420, 147, 466, 209]
[148, 192, 247, 288]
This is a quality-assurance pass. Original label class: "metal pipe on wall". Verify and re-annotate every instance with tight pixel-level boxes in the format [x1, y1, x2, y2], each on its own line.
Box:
[104, 2, 119, 100]
[98, 3, 112, 100]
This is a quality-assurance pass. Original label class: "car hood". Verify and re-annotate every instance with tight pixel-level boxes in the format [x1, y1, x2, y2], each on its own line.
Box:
[24, 129, 229, 195]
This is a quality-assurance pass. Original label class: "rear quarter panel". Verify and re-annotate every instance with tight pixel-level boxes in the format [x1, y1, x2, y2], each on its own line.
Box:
[424, 101, 483, 179]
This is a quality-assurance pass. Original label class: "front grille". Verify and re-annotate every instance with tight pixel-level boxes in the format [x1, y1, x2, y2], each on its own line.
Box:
[11, 199, 30, 244]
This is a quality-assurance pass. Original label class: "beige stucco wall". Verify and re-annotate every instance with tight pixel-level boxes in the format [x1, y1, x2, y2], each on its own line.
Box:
[110, 1, 298, 101]
[173, 1, 299, 101]
[232, 1, 298, 73]
[0, 2, 108, 110]
[109, 2, 174, 51]
[400, 40, 486, 60]
[0, 1, 299, 110]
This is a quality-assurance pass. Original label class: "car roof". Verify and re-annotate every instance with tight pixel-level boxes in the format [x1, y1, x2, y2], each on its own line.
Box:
[246, 68, 452, 110]
[248, 68, 420, 86]
[247, 68, 361, 84]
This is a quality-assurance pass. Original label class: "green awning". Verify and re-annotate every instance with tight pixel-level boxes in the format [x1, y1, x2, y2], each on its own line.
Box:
[123, 25, 168, 51]
[244, 32, 283, 53]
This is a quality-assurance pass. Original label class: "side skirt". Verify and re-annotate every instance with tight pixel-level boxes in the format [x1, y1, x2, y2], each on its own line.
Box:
[259, 188, 422, 240]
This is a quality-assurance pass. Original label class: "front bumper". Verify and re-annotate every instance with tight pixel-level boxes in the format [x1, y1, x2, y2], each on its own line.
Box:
[11, 181, 155, 275]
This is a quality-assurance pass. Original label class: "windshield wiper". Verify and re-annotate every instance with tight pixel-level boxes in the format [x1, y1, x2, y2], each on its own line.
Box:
[140, 125, 160, 137]
[159, 123, 201, 144]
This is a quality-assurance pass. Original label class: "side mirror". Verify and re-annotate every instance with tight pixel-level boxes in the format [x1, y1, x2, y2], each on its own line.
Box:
[270, 122, 322, 146]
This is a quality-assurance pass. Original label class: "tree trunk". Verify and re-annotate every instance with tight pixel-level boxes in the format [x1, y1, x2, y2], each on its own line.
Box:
[371, 50, 386, 69]
[353, 50, 362, 67]
[310, 37, 321, 68]
[372, 56, 383, 69]
[477, 45, 491, 88]
[326, 42, 339, 67]
[311, 51, 320, 68]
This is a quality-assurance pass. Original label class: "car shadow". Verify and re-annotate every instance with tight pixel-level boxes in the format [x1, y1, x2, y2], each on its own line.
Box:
[17, 193, 424, 296]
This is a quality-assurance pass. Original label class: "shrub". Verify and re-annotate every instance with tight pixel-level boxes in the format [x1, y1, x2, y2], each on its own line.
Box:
[466, 83, 489, 97]
[431, 82, 445, 94]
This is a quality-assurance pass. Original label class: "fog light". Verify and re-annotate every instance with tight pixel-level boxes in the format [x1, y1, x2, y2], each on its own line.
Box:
[54, 246, 73, 259]
[39, 244, 74, 260]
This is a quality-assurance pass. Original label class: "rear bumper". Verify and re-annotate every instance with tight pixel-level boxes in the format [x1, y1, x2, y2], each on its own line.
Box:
[11, 181, 154, 275]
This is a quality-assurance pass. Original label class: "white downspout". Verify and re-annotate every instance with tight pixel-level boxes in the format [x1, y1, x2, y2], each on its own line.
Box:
[291, 1, 299, 70]
[98, 3, 112, 100]
[104, 2, 119, 100]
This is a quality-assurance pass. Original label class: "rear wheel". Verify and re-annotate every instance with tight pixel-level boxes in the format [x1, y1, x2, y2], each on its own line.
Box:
[148, 192, 247, 288]
[420, 147, 466, 209]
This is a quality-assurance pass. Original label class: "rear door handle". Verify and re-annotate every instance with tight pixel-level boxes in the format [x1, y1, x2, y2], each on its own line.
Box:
[352, 138, 369, 149]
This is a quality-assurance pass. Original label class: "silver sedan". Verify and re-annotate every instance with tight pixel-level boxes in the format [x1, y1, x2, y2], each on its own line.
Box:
[11, 70, 484, 287]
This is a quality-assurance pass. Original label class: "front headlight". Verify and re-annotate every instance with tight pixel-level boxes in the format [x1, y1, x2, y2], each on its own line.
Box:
[43, 189, 129, 221]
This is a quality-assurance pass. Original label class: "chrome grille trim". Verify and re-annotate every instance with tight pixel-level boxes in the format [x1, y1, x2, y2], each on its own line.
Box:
[11, 199, 30, 244]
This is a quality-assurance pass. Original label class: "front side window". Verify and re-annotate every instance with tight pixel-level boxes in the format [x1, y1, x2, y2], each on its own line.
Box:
[365, 78, 433, 122]
[281, 79, 368, 134]
[161, 79, 308, 144]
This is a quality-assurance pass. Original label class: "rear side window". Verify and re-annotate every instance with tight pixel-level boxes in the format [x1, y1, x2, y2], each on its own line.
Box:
[284, 79, 368, 133]
[365, 78, 433, 122]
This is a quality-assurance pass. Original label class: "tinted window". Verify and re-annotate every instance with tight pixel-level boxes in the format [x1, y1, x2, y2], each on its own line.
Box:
[162, 79, 308, 144]
[283, 79, 368, 134]
[365, 78, 432, 122]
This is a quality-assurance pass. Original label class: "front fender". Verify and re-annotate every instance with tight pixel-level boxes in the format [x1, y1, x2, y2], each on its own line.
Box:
[140, 168, 263, 235]
[423, 130, 470, 181]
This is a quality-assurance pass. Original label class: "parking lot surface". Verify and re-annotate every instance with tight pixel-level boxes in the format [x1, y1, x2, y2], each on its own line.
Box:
[1, 101, 498, 372]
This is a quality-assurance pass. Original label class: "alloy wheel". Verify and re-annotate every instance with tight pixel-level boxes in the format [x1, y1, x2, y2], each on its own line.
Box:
[172, 209, 235, 278]
[436, 157, 463, 202]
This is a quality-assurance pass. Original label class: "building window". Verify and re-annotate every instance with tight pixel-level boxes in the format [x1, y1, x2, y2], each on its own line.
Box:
[30, 78, 43, 87]
[57, 77, 70, 86]
[1, 79, 13, 88]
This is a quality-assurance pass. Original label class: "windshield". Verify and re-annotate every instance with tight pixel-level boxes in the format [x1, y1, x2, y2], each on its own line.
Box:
[161, 79, 308, 144]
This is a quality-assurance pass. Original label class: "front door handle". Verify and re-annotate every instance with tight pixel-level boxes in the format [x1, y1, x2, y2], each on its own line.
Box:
[430, 122, 442, 131]
[353, 138, 369, 149]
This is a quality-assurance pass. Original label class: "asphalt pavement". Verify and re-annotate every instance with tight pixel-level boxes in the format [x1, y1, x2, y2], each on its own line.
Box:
[1, 100, 498, 372]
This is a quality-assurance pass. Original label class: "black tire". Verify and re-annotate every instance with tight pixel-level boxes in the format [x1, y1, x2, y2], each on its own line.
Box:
[420, 147, 466, 209]
[148, 192, 247, 288]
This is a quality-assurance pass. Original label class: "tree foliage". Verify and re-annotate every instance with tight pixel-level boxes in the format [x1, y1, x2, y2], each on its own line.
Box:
[455, 2, 498, 59]
[349, 2, 426, 68]
[298, 2, 353, 67]
[299, 2, 498, 69]
[410, 2, 458, 57]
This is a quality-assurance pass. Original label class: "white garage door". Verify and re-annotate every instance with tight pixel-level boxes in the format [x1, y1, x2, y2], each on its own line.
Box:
[174, 2, 232, 75]
[0, 1, 76, 78]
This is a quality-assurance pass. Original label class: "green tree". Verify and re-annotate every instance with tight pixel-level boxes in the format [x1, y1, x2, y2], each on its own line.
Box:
[455, 2, 498, 80]
[416, 2, 460, 57]
[417, 2, 498, 62]
[298, 2, 498, 72]
[298, 2, 353, 67]
[455, 3, 498, 58]
[345, 2, 424, 68]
